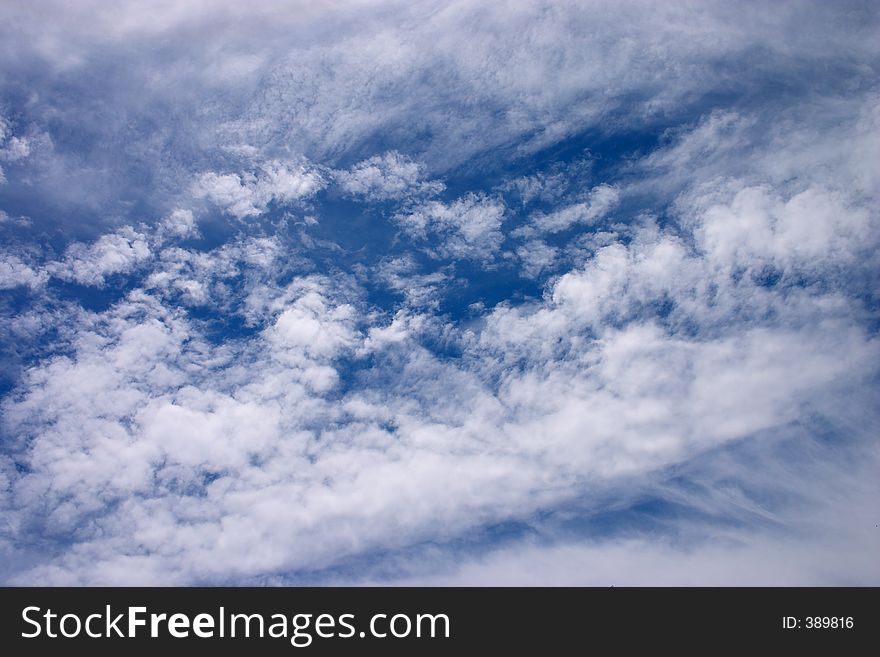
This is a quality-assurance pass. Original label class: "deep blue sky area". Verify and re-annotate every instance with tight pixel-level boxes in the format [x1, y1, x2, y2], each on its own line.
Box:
[0, 0, 878, 586]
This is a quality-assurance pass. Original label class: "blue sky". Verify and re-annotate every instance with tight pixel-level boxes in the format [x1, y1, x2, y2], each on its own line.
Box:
[0, 0, 878, 585]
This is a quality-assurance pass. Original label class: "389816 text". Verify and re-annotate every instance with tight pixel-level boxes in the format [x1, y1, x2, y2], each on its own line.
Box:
[782, 616, 854, 629]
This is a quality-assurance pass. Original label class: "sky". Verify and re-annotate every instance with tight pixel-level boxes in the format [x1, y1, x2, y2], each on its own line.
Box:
[0, 0, 878, 585]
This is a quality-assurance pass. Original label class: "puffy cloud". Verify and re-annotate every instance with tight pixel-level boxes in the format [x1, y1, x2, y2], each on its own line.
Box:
[0, 116, 29, 160]
[395, 193, 505, 261]
[46, 227, 151, 287]
[266, 289, 356, 365]
[157, 208, 198, 240]
[0, 138, 30, 163]
[335, 151, 444, 201]
[4, 146, 877, 583]
[0, 253, 47, 290]
[193, 161, 324, 219]
[5, 125, 880, 585]
[0, 115, 32, 184]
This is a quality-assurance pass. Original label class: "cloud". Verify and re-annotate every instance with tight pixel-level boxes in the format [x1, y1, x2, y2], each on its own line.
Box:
[46, 227, 152, 287]
[0, 253, 47, 291]
[380, 410, 880, 586]
[335, 151, 444, 201]
[0, 137, 30, 163]
[515, 240, 558, 279]
[156, 208, 199, 240]
[394, 193, 506, 261]
[4, 146, 877, 583]
[0, 0, 878, 586]
[0, 115, 33, 184]
[2, 0, 876, 235]
[372, 255, 452, 310]
[387, 521, 880, 586]
[513, 184, 619, 238]
[193, 161, 324, 219]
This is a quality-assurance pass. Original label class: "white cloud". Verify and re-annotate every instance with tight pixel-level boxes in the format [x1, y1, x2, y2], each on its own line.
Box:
[193, 160, 324, 219]
[372, 255, 451, 310]
[157, 208, 198, 240]
[0, 115, 31, 162]
[0, 115, 32, 184]
[0, 136, 30, 163]
[143, 234, 290, 310]
[395, 193, 506, 261]
[265, 289, 356, 365]
[47, 227, 151, 287]
[226, 0, 879, 170]
[379, 412, 880, 586]
[4, 110, 879, 587]
[515, 240, 558, 279]
[0, 253, 48, 290]
[503, 168, 575, 206]
[6, 86, 880, 582]
[516, 184, 619, 236]
[4, 167, 877, 584]
[0, 210, 32, 227]
[388, 524, 880, 586]
[335, 151, 444, 201]
[1, 0, 876, 234]
[359, 310, 425, 355]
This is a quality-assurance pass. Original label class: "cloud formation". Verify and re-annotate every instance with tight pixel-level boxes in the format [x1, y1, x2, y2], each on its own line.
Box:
[336, 151, 444, 201]
[193, 161, 324, 219]
[0, 0, 878, 585]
